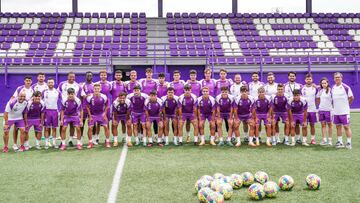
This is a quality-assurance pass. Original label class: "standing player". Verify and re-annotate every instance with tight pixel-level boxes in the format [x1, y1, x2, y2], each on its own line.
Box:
[248, 72, 265, 98]
[197, 87, 216, 146]
[271, 84, 290, 145]
[125, 70, 141, 94]
[112, 92, 132, 147]
[169, 70, 186, 96]
[200, 68, 216, 97]
[178, 85, 198, 146]
[301, 73, 318, 145]
[140, 68, 158, 95]
[157, 73, 169, 98]
[251, 87, 272, 147]
[86, 84, 111, 148]
[110, 70, 126, 141]
[32, 72, 48, 93]
[43, 78, 61, 148]
[316, 77, 333, 146]
[288, 89, 308, 146]
[332, 72, 354, 149]
[2, 92, 28, 153]
[161, 87, 179, 146]
[230, 73, 246, 97]
[80, 71, 94, 137]
[59, 88, 83, 150]
[233, 86, 255, 147]
[24, 91, 45, 150]
[215, 87, 234, 146]
[145, 90, 164, 147]
[264, 72, 278, 97]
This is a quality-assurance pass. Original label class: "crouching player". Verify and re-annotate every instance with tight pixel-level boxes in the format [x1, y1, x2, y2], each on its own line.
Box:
[233, 86, 255, 147]
[288, 89, 308, 146]
[24, 91, 45, 150]
[197, 87, 216, 146]
[60, 88, 83, 150]
[178, 85, 198, 146]
[252, 87, 273, 147]
[112, 92, 132, 147]
[145, 91, 164, 147]
[161, 87, 179, 146]
[271, 84, 290, 145]
[215, 87, 234, 146]
[86, 84, 110, 149]
[3, 92, 28, 152]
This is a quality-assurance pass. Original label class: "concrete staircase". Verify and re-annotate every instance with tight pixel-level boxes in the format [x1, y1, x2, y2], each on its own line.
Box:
[146, 18, 169, 58]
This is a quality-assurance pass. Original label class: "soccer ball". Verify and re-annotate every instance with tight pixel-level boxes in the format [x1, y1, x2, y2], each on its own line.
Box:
[215, 183, 233, 200]
[213, 173, 225, 180]
[305, 174, 321, 190]
[248, 183, 265, 200]
[195, 179, 212, 193]
[197, 187, 213, 202]
[211, 179, 225, 191]
[200, 175, 214, 182]
[263, 181, 280, 198]
[278, 175, 294, 191]
[254, 171, 269, 184]
[241, 172, 255, 186]
[230, 174, 243, 189]
[222, 176, 232, 184]
[206, 191, 225, 203]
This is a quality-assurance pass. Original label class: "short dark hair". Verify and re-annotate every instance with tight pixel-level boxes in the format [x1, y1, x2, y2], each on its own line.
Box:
[85, 71, 93, 75]
[173, 70, 180, 75]
[134, 85, 141, 90]
[115, 70, 122, 74]
[288, 71, 296, 76]
[68, 71, 75, 76]
[293, 89, 301, 95]
[277, 83, 284, 88]
[267, 72, 274, 76]
[145, 68, 153, 73]
[150, 90, 157, 96]
[93, 83, 101, 88]
[240, 86, 248, 92]
[67, 88, 75, 94]
[305, 73, 313, 78]
[189, 70, 197, 75]
[119, 92, 127, 97]
[24, 75, 32, 80]
[33, 91, 41, 97]
[167, 87, 175, 92]
[37, 72, 45, 76]
[220, 86, 229, 92]
[204, 68, 212, 73]
[184, 84, 191, 90]
[47, 77, 55, 82]
[252, 71, 259, 76]
[158, 72, 165, 78]
[219, 68, 227, 73]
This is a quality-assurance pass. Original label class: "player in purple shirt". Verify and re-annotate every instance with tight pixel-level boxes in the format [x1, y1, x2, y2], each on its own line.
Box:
[127, 85, 148, 146]
[60, 88, 83, 151]
[86, 84, 110, 149]
[200, 68, 216, 97]
[178, 85, 198, 146]
[271, 84, 290, 145]
[112, 92, 132, 147]
[216, 87, 234, 146]
[157, 73, 169, 98]
[251, 87, 272, 147]
[215, 69, 233, 96]
[80, 71, 95, 137]
[110, 70, 126, 102]
[161, 87, 179, 146]
[233, 86, 255, 147]
[197, 87, 216, 146]
[169, 70, 186, 96]
[145, 91, 164, 147]
[125, 70, 141, 94]
[140, 68, 158, 96]
[24, 91, 45, 150]
[288, 89, 308, 146]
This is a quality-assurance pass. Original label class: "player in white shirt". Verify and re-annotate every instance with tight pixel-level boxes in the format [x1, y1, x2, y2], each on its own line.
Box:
[301, 73, 318, 145]
[31, 72, 48, 93]
[331, 72, 354, 149]
[230, 74, 247, 97]
[3, 92, 28, 153]
[264, 72, 278, 97]
[248, 72, 265, 98]
[316, 77, 333, 146]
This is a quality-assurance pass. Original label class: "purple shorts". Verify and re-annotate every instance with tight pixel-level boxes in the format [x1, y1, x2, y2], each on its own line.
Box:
[131, 113, 146, 124]
[113, 115, 127, 122]
[219, 113, 231, 120]
[292, 114, 304, 125]
[307, 112, 318, 124]
[318, 111, 332, 123]
[89, 115, 108, 127]
[274, 112, 288, 123]
[44, 109, 58, 128]
[148, 117, 161, 123]
[238, 114, 251, 122]
[200, 114, 213, 121]
[63, 116, 81, 127]
[333, 114, 350, 126]
[256, 114, 269, 125]
[26, 119, 42, 133]
[4, 119, 25, 132]
[182, 113, 195, 121]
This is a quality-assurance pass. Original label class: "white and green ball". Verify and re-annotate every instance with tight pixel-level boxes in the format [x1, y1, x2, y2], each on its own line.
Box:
[195, 179, 212, 193]
[248, 183, 265, 200]
[254, 171, 269, 184]
[278, 175, 294, 191]
[197, 187, 213, 202]
[221, 176, 232, 184]
[230, 174, 244, 189]
[213, 173, 225, 180]
[211, 179, 225, 191]
[207, 191, 225, 203]
[241, 172, 255, 186]
[215, 183, 233, 200]
[263, 181, 280, 198]
[305, 174, 321, 190]
[200, 175, 214, 182]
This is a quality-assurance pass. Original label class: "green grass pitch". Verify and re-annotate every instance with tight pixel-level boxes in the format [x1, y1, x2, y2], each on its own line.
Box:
[0, 114, 360, 202]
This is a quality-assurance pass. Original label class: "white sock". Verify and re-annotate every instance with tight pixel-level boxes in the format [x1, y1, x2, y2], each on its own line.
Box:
[174, 136, 178, 143]
[157, 138, 162, 143]
[77, 139, 82, 145]
[219, 137, 223, 142]
[347, 138, 351, 144]
[226, 137, 231, 142]
[142, 137, 147, 144]
[271, 136, 275, 142]
[236, 137, 240, 143]
[210, 136, 215, 141]
[194, 136, 198, 142]
[165, 136, 169, 143]
[200, 135, 205, 142]
[303, 137, 307, 143]
[296, 135, 300, 140]
[52, 138, 56, 145]
[149, 137, 153, 143]
[337, 137, 343, 143]
[179, 137, 183, 142]
[255, 137, 259, 142]
[292, 137, 295, 143]
[135, 137, 139, 143]
[61, 140, 66, 145]
[114, 136, 118, 142]
[266, 137, 271, 142]
[35, 139, 40, 146]
[25, 141, 29, 146]
[45, 138, 49, 145]
[126, 136, 131, 142]
[249, 136, 254, 143]
[311, 135, 315, 140]
[285, 136, 289, 141]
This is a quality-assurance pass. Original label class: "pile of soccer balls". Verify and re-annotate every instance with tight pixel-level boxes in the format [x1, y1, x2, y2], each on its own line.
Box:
[195, 172, 321, 202]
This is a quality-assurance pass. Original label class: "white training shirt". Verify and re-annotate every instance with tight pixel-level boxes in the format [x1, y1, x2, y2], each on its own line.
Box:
[248, 81, 265, 98]
[42, 88, 61, 110]
[284, 82, 303, 99]
[230, 82, 246, 97]
[5, 99, 28, 121]
[264, 82, 278, 97]
[301, 85, 318, 112]
[331, 83, 353, 115]
[13, 85, 34, 101]
[32, 82, 48, 93]
[57, 81, 85, 100]
[316, 88, 333, 111]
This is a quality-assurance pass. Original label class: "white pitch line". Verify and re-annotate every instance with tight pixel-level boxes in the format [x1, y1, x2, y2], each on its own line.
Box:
[107, 144, 128, 203]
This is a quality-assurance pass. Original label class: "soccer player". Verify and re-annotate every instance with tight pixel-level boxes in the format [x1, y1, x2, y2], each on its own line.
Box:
[233, 86, 255, 147]
[230, 73, 246, 97]
[156, 72, 169, 98]
[288, 89, 308, 146]
[251, 87, 272, 147]
[301, 73, 318, 145]
[215, 69, 233, 96]
[145, 90, 164, 147]
[264, 72, 278, 97]
[178, 85, 198, 146]
[169, 70, 186, 96]
[59, 88, 83, 151]
[125, 70, 141, 94]
[24, 91, 45, 150]
[80, 71, 94, 137]
[31, 72, 48, 93]
[86, 84, 110, 148]
[332, 72, 354, 149]
[3, 92, 28, 153]
[271, 84, 290, 145]
[140, 68, 158, 95]
[96, 70, 112, 140]
[127, 85, 148, 146]
[215, 87, 234, 146]
[112, 92, 132, 147]
[316, 77, 333, 146]
[248, 72, 265, 98]
[42, 77, 61, 149]
[110, 70, 126, 141]
[200, 68, 216, 97]
[161, 87, 179, 146]
[197, 87, 216, 146]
